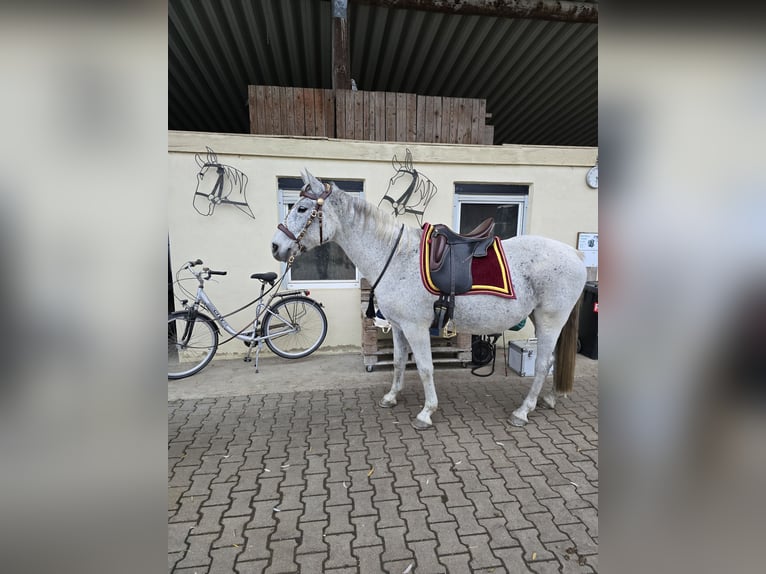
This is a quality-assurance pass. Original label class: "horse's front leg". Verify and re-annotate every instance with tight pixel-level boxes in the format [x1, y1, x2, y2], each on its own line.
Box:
[401, 327, 437, 430]
[379, 326, 409, 408]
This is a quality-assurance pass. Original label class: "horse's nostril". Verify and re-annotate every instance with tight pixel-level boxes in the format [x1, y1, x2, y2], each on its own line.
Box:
[271, 243, 279, 254]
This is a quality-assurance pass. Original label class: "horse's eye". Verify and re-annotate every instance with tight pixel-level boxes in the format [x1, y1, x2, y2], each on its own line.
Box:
[297, 206, 308, 213]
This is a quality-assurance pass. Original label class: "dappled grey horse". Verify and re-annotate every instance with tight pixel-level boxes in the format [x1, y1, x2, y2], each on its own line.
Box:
[271, 171, 586, 429]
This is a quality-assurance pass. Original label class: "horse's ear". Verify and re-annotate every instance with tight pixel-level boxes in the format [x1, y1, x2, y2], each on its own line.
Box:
[306, 170, 324, 193]
[300, 169, 310, 186]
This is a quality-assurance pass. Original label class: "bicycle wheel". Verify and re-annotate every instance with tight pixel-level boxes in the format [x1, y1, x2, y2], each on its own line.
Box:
[168, 311, 218, 379]
[263, 296, 327, 359]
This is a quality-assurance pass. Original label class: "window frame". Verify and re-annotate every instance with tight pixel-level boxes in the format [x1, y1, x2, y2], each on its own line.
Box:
[453, 183, 529, 239]
[277, 180, 363, 289]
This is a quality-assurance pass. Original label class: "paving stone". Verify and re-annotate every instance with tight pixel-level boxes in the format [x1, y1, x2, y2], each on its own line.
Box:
[524, 475, 561, 500]
[379, 526, 414, 563]
[510, 528, 555, 562]
[264, 539, 299, 574]
[525, 512, 568, 543]
[247, 500, 280, 529]
[438, 553, 471, 572]
[238, 528, 271, 562]
[193, 505, 228, 534]
[295, 520, 328, 555]
[462, 533, 502, 570]
[351, 515, 383, 548]
[439, 481, 472, 508]
[528, 559, 562, 574]
[371, 476, 397, 502]
[559, 522, 598, 555]
[450, 504, 486, 537]
[482, 478, 516, 504]
[490, 546, 531, 572]
[325, 504, 354, 535]
[495, 500, 535, 532]
[402, 509, 434, 543]
[536, 497, 577, 526]
[271, 509, 302, 541]
[168, 551, 184, 571]
[416, 474, 444, 498]
[252, 477, 282, 502]
[168, 521, 195, 554]
[295, 552, 326, 573]
[396, 485, 427, 512]
[171, 495, 205, 524]
[175, 533, 217, 569]
[324, 533, 356, 569]
[572, 506, 598, 538]
[509, 488, 548, 515]
[353, 545, 383, 572]
[349, 488, 377, 517]
[225, 491, 257, 518]
[209, 546, 242, 573]
[383, 559, 417, 574]
[465, 491, 501, 520]
[374, 499, 406, 529]
[421, 495, 454, 524]
[303, 472, 327, 497]
[409, 539, 447, 573]
[478, 516, 519, 551]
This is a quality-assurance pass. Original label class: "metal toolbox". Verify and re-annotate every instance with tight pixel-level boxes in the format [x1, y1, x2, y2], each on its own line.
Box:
[507, 338, 554, 377]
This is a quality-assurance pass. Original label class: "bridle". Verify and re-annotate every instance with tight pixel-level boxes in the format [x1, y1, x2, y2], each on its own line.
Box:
[277, 182, 333, 261]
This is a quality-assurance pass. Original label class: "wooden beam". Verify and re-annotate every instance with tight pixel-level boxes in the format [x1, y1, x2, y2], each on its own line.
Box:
[332, 0, 352, 89]
[351, 0, 598, 24]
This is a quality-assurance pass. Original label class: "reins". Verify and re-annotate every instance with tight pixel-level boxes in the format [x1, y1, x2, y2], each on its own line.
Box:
[365, 224, 405, 319]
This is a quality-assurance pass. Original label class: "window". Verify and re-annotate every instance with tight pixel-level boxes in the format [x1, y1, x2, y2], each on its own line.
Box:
[278, 177, 363, 288]
[453, 183, 528, 239]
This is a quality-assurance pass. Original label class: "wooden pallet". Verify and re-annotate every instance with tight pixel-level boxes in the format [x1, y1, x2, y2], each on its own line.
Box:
[360, 279, 472, 372]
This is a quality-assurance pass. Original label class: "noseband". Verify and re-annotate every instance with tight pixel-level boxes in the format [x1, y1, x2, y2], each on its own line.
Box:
[277, 182, 333, 260]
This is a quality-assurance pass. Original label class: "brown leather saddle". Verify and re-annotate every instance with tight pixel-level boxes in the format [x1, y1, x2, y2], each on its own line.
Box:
[426, 218, 496, 336]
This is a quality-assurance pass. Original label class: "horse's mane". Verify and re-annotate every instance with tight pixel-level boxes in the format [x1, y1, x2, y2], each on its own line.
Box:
[336, 186, 415, 252]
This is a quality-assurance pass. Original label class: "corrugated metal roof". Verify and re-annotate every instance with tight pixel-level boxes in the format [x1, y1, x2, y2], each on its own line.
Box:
[169, 0, 597, 146]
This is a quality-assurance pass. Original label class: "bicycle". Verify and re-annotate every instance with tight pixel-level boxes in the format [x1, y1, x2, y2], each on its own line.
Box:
[168, 259, 328, 379]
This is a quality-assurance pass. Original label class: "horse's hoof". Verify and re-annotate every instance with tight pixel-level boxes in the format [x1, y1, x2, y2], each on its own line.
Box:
[411, 418, 432, 431]
[542, 394, 556, 409]
[509, 413, 528, 427]
[379, 398, 397, 408]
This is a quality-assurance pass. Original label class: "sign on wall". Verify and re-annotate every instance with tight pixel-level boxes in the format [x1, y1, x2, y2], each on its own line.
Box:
[577, 232, 598, 268]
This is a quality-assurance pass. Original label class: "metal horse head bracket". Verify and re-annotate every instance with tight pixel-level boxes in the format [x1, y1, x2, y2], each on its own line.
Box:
[193, 147, 255, 219]
[378, 149, 437, 226]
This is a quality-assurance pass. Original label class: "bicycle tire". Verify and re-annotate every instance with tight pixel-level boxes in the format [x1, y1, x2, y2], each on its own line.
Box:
[168, 311, 218, 379]
[263, 296, 327, 359]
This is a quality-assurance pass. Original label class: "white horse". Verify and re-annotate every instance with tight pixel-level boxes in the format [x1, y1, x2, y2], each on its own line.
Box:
[271, 171, 587, 429]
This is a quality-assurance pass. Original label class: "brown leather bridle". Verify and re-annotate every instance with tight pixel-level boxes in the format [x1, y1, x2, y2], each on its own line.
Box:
[277, 182, 333, 261]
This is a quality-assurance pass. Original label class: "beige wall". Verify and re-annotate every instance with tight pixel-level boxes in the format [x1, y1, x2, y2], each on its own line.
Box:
[169, 131, 597, 354]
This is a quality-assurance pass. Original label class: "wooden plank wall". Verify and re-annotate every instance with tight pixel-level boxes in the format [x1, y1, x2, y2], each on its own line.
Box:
[249, 86, 335, 137]
[249, 86, 494, 144]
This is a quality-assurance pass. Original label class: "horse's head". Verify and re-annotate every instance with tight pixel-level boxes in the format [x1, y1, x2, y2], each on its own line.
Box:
[271, 170, 339, 262]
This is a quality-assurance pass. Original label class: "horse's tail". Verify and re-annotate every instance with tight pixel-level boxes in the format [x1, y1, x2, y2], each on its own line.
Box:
[554, 293, 582, 394]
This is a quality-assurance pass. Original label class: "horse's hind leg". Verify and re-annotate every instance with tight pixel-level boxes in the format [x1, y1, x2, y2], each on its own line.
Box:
[379, 326, 409, 408]
[510, 310, 562, 426]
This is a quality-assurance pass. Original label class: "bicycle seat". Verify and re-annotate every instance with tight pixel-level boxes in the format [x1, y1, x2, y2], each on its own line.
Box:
[251, 272, 278, 284]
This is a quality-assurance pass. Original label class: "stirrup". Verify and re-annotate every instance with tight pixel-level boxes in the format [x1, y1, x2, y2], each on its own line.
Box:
[442, 318, 457, 338]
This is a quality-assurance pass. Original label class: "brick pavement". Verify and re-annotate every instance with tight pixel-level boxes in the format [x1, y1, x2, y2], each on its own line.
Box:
[169, 371, 598, 573]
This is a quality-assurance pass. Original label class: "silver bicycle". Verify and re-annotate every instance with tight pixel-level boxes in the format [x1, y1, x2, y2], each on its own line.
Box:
[168, 259, 328, 379]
